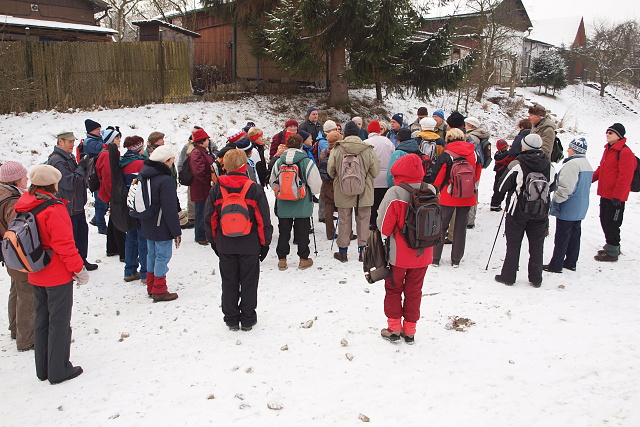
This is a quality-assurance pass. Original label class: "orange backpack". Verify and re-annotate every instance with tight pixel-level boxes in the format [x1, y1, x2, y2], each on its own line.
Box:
[219, 180, 253, 237]
[273, 161, 307, 201]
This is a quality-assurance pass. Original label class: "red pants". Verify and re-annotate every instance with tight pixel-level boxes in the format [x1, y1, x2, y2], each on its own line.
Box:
[384, 265, 428, 324]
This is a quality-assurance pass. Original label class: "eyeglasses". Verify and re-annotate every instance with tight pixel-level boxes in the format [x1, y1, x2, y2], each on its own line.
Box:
[606, 131, 615, 135]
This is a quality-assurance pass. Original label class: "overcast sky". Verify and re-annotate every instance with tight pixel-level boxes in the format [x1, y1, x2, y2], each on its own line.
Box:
[523, 0, 639, 26]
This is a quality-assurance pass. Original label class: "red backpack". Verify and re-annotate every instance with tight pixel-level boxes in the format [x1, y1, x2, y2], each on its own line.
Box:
[219, 180, 254, 237]
[444, 149, 475, 198]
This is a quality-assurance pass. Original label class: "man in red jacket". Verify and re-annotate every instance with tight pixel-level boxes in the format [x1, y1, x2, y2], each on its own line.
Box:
[592, 123, 636, 262]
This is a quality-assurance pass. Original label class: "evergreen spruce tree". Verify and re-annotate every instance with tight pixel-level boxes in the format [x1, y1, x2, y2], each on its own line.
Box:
[530, 51, 568, 95]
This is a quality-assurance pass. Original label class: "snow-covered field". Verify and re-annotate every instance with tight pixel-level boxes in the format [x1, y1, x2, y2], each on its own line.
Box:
[1, 86, 639, 426]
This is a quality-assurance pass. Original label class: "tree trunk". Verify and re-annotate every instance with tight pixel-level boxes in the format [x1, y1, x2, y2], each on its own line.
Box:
[599, 77, 607, 97]
[327, 44, 349, 107]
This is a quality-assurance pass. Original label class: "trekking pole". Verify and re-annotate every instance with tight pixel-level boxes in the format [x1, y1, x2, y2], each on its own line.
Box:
[330, 216, 339, 250]
[485, 208, 506, 270]
[310, 217, 318, 256]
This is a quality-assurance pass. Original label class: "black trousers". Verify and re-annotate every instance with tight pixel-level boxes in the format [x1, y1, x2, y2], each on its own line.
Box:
[370, 187, 389, 228]
[500, 215, 548, 284]
[433, 205, 471, 263]
[599, 197, 625, 248]
[219, 254, 260, 327]
[548, 218, 582, 270]
[276, 217, 311, 259]
[33, 282, 76, 382]
[71, 212, 89, 262]
[106, 217, 126, 258]
[490, 170, 507, 208]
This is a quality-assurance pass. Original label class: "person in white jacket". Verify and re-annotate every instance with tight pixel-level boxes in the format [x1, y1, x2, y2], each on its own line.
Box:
[364, 120, 395, 228]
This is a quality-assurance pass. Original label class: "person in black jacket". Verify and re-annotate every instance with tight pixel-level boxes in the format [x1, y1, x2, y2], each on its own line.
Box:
[494, 134, 557, 288]
[506, 119, 532, 158]
[47, 131, 98, 271]
[138, 145, 181, 302]
[489, 139, 514, 211]
[299, 107, 322, 142]
[204, 150, 273, 331]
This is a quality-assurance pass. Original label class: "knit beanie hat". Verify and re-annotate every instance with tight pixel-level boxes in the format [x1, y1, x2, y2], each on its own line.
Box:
[227, 129, 246, 143]
[298, 130, 311, 142]
[243, 122, 256, 133]
[149, 145, 176, 163]
[0, 161, 28, 183]
[419, 117, 437, 131]
[433, 109, 445, 120]
[123, 136, 145, 153]
[285, 119, 299, 128]
[446, 112, 465, 129]
[496, 139, 508, 151]
[417, 107, 429, 116]
[235, 137, 253, 152]
[607, 123, 625, 139]
[343, 121, 360, 137]
[464, 117, 480, 128]
[391, 113, 404, 126]
[306, 107, 318, 117]
[396, 128, 413, 142]
[192, 128, 209, 143]
[29, 164, 62, 186]
[367, 120, 381, 134]
[323, 120, 337, 133]
[569, 137, 587, 154]
[327, 131, 341, 147]
[85, 119, 101, 133]
[522, 134, 543, 151]
[352, 116, 363, 125]
[102, 126, 121, 145]
[391, 153, 424, 185]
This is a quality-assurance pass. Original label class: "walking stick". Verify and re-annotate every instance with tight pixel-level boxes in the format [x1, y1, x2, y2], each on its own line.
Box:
[330, 216, 339, 250]
[311, 217, 318, 256]
[485, 208, 506, 270]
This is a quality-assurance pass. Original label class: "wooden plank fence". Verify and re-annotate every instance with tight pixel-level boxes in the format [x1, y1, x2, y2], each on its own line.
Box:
[0, 41, 192, 114]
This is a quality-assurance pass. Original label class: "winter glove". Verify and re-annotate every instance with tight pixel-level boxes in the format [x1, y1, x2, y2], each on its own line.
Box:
[210, 242, 219, 256]
[612, 198, 621, 207]
[174, 236, 181, 249]
[73, 266, 90, 285]
[78, 157, 89, 171]
[259, 245, 269, 262]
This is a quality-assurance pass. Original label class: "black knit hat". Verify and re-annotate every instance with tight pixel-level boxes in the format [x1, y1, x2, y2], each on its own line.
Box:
[607, 123, 626, 139]
[85, 119, 101, 133]
[446, 111, 465, 129]
[344, 120, 360, 137]
[396, 128, 413, 142]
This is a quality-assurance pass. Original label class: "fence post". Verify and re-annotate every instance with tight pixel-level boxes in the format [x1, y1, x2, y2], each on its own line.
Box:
[158, 30, 165, 103]
[25, 28, 35, 111]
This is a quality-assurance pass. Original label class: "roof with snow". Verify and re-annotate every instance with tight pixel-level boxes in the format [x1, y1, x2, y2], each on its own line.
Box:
[132, 19, 201, 38]
[526, 17, 584, 48]
[0, 14, 117, 34]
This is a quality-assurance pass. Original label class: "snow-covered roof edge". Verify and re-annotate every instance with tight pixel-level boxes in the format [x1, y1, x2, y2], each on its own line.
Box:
[0, 14, 118, 34]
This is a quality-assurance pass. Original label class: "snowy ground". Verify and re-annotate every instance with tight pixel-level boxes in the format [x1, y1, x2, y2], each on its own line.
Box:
[1, 85, 639, 426]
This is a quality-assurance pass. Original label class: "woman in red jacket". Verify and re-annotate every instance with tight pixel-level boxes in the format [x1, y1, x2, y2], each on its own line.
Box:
[189, 129, 214, 244]
[377, 154, 435, 344]
[430, 128, 482, 267]
[14, 165, 89, 384]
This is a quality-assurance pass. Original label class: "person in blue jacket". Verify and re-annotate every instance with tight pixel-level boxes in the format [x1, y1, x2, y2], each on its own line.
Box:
[544, 138, 593, 273]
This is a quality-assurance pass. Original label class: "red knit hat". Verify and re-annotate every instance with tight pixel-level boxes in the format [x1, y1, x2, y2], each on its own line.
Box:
[284, 119, 298, 128]
[496, 139, 508, 151]
[367, 120, 381, 134]
[227, 129, 246, 143]
[192, 128, 210, 143]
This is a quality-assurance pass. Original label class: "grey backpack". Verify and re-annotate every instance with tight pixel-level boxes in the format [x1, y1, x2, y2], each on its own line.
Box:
[1, 199, 62, 272]
[521, 171, 550, 216]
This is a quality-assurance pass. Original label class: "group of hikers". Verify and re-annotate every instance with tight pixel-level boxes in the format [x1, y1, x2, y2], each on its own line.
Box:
[0, 103, 636, 384]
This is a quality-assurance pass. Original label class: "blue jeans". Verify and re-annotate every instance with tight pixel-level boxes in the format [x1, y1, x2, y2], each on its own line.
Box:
[125, 226, 147, 279]
[194, 201, 205, 241]
[94, 192, 108, 232]
[147, 240, 172, 278]
[548, 218, 582, 270]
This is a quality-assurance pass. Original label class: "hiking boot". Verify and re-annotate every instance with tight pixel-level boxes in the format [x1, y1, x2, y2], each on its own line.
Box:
[530, 281, 542, 288]
[124, 272, 141, 282]
[89, 217, 97, 226]
[350, 234, 357, 241]
[452, 261, 459, 268]
[241, 321, 256, 331]
[401, 333, 415, 345]
[197, 240, 209, 246]
[466, 224, 475, 229]
[152, 292, 179, 302]
[49, 366, 83, 385]
[542, 265, 562, 273]
[431, 259, 440, 267]
[594, 253, 618, 262]
[380, 328, 401, 343]
[18, 344, 34, 352]
[334, 252, 348, 263]
[490, 206, 501, 212]
[563, 265, 576, 271]
[444, 238, 452, 245]
[98, 229, 107, 235]
[278, 258, 287, 271]
[358, 252, 364, 262]
[141, 278, 147, 284]
[181, 219, 195, 229]
[298, 258, 313, 270]
[495, 275, 514, 286]
[226, 322, 240, 331]
[84, 262, 98, 271]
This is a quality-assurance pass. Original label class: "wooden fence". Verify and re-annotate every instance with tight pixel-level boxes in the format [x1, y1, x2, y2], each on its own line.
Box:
[0, 41, 192, 114]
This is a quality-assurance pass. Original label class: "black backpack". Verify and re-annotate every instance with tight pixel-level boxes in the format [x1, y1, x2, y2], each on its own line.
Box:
[551, 133, 564, 163]
[178, 155, 194, 186]
[620, 145, 640, 192]
[362, 228, 390, 284]
[86, 155, 100, 192]
[398, 182, 442, 251]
